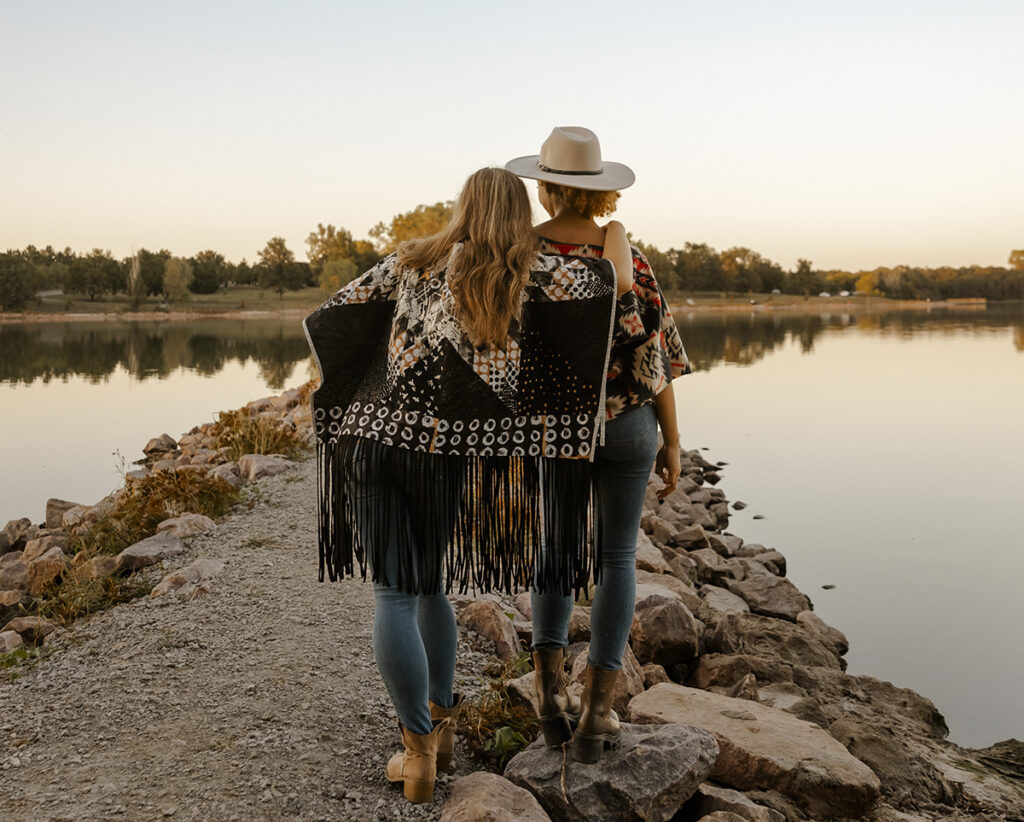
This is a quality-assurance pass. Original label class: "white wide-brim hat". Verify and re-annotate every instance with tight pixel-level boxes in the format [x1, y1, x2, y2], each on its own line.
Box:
[505, 126, 635, 192]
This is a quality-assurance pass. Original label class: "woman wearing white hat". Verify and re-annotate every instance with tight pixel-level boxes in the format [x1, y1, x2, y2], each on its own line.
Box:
[507, 127, 692, 763]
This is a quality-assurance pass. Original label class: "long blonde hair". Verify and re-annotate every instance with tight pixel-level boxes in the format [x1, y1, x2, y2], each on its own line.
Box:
[397, 167, 540, 348]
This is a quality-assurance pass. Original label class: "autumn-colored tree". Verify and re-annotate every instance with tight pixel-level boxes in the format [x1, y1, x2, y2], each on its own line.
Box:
[370, 202, 453, 254]
[163, 258, 192, 304]
[306, 224, 356, 272]
[257, 237, 302, 298]
[855, 271, 880, 295]
[319, 258, 359, 295]
[1010, 250, 1024, 271]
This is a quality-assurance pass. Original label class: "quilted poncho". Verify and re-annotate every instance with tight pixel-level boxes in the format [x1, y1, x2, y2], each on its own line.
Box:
[302, 246, 623, 596]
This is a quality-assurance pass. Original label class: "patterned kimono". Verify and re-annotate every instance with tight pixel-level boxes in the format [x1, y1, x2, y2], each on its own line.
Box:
[537, 238, 692, 419]
[303, 247, 631, 597]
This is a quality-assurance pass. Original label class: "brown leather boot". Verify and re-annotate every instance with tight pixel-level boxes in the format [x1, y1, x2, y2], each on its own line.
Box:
[428, 692, 464, 774]
[532, 647, 582, 748]
[570, 664, 621, 763]
[385, 717, 450, 803]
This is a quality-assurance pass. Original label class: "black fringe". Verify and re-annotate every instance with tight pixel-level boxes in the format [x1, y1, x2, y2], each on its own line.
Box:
[315, 435, 601, 597]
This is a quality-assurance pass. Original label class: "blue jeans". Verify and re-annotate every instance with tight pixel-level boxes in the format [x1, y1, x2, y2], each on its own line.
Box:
[531, 403, 659, 670]
[351, 455, 459, 736]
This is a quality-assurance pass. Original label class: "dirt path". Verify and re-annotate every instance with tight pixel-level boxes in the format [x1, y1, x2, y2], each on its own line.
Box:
[0, 459, 492, 821]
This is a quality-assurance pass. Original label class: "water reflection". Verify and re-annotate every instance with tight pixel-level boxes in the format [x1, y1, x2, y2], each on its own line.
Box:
[674, 303, 1024, 370]
[0, 319, 312, 389]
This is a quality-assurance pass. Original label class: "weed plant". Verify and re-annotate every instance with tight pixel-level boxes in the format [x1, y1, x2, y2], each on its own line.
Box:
[458, 650, 540, 770]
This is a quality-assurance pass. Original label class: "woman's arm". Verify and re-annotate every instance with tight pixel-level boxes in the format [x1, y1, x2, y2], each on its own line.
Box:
[653, 384, 681, 500]
[602, 220, 635, 296]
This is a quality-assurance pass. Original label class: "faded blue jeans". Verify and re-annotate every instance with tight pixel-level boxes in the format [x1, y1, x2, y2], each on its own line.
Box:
[351, 456, 459, 737]
[531, 403, 659, 670]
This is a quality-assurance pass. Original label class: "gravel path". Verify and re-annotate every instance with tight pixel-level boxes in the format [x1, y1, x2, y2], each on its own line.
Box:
[1, 457, 495, 821]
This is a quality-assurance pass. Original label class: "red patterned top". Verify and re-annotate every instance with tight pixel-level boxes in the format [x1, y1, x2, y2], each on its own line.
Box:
[538, 237, 692, 420]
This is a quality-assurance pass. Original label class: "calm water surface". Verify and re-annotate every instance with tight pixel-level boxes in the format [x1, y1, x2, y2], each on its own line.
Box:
[1, 306, 1021, 748]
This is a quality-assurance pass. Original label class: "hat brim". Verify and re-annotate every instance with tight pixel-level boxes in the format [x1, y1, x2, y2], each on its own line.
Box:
[505, 155, 635, 191]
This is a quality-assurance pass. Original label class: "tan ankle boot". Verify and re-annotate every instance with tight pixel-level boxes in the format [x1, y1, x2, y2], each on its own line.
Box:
[385, 717, 450, 803]
[532, 647, 582, 748]
[570, 664, 621, 763]
[428, 692, 464, 774]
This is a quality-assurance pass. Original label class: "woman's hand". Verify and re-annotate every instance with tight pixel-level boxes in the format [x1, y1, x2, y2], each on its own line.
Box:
[655, 442, 681, 500]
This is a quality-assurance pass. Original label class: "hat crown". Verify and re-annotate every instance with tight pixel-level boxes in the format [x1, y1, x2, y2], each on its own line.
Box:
[538, 127, 603, 175]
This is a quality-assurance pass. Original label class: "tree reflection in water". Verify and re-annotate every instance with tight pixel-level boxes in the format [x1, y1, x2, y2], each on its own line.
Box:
[1, 305, 1020, 388]
[0, 319, 313, 390]
[673, 303, 1024, 371]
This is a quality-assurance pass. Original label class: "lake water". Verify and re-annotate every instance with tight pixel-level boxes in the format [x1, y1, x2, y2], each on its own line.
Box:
[1, 305, 1021, 748]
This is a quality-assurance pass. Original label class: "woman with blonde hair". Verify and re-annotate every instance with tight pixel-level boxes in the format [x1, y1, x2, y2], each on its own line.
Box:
[507, 127, 691, 763]
[303, 166, 634, 802]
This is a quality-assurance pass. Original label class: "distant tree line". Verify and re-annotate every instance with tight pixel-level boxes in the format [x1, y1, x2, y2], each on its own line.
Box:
[2, 201, 1021, 311]
[636, 242, 1024, 301]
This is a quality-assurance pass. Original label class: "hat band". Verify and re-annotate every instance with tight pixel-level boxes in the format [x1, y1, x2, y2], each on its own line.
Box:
[537, 162, 603, 176]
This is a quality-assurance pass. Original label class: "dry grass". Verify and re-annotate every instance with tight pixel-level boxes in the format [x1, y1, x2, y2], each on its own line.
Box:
[212, 408, 310, 462]
[458, 650, 539, 770]
[71, 469, 242, 558]
[23, 469, 242, 626]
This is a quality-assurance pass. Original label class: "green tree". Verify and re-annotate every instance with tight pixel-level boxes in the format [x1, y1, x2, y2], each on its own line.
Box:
[190, 250, 226, 294]
[163, 257, 192, 304]
[257, 237, 302, 298]
[65, 249, 119, 301]
[677, 242, 723, 291]
[0, 252, 36, 311]
[370, 202, 453, 254]
[138, 249, 171, 295]
[787, 259, 824, 296]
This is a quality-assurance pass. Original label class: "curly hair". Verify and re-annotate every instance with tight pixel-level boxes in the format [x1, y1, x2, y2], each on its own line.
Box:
[541, 181, 621, 218]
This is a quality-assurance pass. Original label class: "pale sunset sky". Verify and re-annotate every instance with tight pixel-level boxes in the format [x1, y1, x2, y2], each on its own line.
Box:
[1, 0, 1021, 272]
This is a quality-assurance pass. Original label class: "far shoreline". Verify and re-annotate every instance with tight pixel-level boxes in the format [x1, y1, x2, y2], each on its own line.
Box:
[0, 296, 997, 324]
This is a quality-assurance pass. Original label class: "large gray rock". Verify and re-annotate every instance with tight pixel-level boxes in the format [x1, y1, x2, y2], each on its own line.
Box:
[45, 498, 80, 530]
[687, 782, 785, 822]
[26, 546, 70, 596]
[0, 552, 28, 591]
[143, 433, 178, 456]
[723, 574, 811, 621]
[457, 598, 521, 662]
[441, 771, 551, 822]
[708, 612, 842, 671]
[0, 629, 24, 653]
[150, 557, 226, 600]
[636, 530, 672, 574]
[635, 569, 701, 611]
[238, 453, 293, 482]
[2, 518, 38, 551]
[156, 513, 217, 538]
[629, 683, 881, 819]
[117, 532, 185, 571]
[1, 615, 59, 646]
[630, 596, 702, 667]
[692, 654, 796, 691]
[699, 585, 750, 617]
[22, 534, 68, 563]
[796, 610, 849, 656]
[504, 722, 718, 822]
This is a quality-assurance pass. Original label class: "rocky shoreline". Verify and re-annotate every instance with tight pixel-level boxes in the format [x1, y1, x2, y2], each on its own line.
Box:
[1, 384, 1022, 821]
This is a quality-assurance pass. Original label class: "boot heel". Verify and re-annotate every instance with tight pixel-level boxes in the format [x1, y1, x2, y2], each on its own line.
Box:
[570, 732, 605, 763]
[403, 779, 435, 803]
[540, 713, 573, 748]
[436, 752, 453, 773]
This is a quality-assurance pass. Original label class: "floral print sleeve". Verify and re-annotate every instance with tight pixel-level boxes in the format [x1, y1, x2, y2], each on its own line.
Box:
[537, 237, 692, 420]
